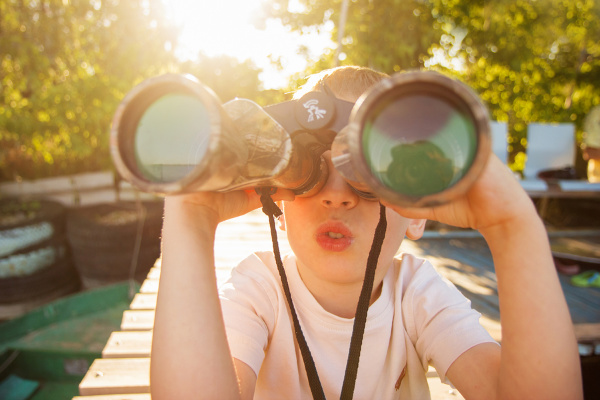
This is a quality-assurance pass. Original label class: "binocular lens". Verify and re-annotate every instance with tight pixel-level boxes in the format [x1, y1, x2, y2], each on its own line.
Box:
[134, 94, 212, 183]
[362, 94, 477, 197]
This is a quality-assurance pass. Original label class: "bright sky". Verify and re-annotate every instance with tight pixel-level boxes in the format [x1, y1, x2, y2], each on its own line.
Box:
[162, 0, 335, 89]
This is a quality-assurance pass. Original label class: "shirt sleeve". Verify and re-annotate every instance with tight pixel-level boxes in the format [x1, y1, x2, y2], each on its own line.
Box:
[402, 258, 498, 382]
[219, 253, 279, 376]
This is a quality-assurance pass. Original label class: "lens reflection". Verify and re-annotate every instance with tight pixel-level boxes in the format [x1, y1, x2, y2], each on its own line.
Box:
[134, 94, 211, 183]
[362, 94, 476, 197]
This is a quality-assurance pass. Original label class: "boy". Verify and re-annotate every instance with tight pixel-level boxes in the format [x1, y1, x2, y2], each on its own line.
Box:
[151, 66, 582, 399]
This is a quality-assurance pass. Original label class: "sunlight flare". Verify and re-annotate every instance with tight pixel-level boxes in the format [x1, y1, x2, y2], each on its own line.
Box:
[162, 0, 334, 88]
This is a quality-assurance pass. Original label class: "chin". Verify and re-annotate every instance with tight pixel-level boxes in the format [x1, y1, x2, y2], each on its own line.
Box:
[312, 254, 369, 282]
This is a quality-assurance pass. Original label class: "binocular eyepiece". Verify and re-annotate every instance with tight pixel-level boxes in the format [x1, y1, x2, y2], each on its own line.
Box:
[111, 71, 491, 207]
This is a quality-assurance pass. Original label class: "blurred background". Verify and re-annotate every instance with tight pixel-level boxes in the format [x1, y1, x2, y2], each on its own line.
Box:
[1, 0, 599, 182]
[1, 2, 600, 398]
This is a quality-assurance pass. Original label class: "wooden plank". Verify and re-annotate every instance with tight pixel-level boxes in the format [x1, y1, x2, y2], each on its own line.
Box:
[78, 358, 149, 396]
[116, 181, 161, 203]
[146, 267, 160, 280]
[116, 190, 159, 203]
[0, 176, 73, 196]
[479, 315, 502, 343]
[0, 171, 115, 198]
[43, 193, 79, 206]
[404, 236, 600, 343]
[551, 236, 600, 258]
[71, 171, 114, 190]
[121, 310, 155, 331]
[129, 294, 157, 310]
[78, 190, 118, 206]
[73, 394, 150, 400]
[139, 279, 158, 294]
[574, 323, 600, 341]
[427, 378, 465, 400]
[0, 171, 164, 207]
[102, 331, 152, 358]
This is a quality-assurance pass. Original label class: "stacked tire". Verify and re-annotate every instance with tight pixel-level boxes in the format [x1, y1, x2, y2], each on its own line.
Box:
[0, 198, 80, 304]
[67, 201, 163, 288]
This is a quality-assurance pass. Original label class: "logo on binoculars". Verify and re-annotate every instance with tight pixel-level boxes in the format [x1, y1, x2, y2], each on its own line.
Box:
[303, 99, 327, 123]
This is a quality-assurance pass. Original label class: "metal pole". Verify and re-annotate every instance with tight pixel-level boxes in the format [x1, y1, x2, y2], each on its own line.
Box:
[334, 0, 350, 66]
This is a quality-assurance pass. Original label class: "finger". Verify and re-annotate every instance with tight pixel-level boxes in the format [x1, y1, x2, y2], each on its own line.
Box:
[242, 188, 294, 211]
[272, 189, 296, 202]
[381, 200, 434, 220]
[242, 190, 264, 211]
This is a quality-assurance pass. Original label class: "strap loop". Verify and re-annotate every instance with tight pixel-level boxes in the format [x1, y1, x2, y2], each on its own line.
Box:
[256, 187, 283, 218]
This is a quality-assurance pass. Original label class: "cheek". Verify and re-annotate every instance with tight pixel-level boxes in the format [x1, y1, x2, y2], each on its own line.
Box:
[361, 203, 402, 234]
[382, 211, 410, 247]
[282, 200, 302, 220]
[281, 200, 309, 234]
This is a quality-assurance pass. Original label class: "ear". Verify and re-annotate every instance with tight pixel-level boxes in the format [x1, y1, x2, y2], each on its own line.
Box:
[405, 219, 426, 240]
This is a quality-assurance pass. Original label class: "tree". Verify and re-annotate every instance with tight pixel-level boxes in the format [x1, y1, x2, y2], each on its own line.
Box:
[178, 54, 282, 106]
[258, 0, 600, 174]
[258, 0, 441, 78]
[0, 0, 179, 181]
[427, 0, 600, 172]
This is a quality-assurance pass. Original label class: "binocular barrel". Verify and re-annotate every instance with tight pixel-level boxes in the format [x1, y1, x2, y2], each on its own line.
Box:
[111, 71, 491, 207]
[332, 71, 491, 207]
[111, 74, 325, 196]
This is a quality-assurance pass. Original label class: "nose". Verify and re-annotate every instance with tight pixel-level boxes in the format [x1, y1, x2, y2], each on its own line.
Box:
[317, 152, 359, 209]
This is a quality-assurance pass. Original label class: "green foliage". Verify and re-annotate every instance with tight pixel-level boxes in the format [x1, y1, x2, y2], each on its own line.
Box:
[259, 0, 440, 73]
[178, 55, 282, 106]
[4, 0, 600, 181]
[432, 0, 600, 173]
[0, 0, 270, 182]
[259, 0, 600, 174]
[0, 0, 180, 180]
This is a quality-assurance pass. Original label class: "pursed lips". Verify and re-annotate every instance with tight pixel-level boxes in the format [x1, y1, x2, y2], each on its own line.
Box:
[315, 222, 354, 252]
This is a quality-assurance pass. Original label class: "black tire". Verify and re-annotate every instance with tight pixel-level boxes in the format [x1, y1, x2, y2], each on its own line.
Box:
[66, 201, 163, 288]
[0, 198, 77, 303]
[0, 252, 80, 304]
[66, 201, 163, 244]
[0, 198, 67, 262]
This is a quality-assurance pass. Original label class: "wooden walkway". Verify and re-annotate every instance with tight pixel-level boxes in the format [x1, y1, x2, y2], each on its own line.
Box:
[402, 233, 600, 343]
[73, 210, 600, 399]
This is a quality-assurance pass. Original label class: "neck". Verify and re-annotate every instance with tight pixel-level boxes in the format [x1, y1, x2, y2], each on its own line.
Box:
[297, 267, 385, 319]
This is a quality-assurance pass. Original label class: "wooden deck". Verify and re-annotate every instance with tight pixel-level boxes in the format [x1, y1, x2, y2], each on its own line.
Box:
[402, 233, 600, 343]
[74, 209, 600, 399]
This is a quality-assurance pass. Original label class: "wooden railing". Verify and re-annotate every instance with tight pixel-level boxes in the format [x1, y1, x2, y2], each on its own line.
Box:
[0, 171, 156, 207]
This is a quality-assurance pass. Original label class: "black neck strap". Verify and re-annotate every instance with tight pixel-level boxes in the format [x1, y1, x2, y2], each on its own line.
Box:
[257, 188, 388, 400]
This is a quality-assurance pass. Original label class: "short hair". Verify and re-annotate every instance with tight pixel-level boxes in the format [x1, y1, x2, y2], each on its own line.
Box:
[293, 66, 389, 102]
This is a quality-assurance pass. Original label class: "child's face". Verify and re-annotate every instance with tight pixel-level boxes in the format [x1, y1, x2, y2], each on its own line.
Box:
[281, 151, 420, 288]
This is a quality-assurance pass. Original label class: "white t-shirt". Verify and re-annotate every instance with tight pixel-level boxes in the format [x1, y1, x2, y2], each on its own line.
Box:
[219, 251, 496, 399]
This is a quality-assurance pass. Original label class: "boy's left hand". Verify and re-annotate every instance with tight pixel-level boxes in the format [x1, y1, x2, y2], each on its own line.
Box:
[382, 155, 537, 233]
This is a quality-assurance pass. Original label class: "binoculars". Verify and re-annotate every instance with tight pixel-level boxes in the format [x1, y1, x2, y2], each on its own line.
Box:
[111, 71, 491, 207]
